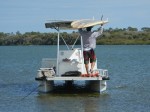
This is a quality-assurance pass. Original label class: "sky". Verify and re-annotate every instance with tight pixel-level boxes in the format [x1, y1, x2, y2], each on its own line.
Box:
[0, 0, 150, 33]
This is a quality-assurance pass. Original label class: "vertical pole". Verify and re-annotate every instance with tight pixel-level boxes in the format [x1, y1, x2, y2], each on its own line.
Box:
[80, 36, 84, 73]
[80, 36, 83, 53]
[56, 27, 60, 76]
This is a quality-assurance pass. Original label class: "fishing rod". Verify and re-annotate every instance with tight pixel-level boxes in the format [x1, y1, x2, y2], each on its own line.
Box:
[20, 84, 41, 101]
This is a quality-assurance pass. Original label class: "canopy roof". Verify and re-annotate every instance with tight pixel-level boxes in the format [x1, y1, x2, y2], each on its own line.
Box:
[45, 20, 74, 30]
[45, 19, 108, 30]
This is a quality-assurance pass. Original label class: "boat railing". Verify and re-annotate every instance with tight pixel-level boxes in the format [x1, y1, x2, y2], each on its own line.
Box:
[41, 58, 57, 68]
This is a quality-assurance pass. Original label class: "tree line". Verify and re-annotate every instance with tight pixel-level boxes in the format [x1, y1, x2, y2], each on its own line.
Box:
[0, 27, 150, 45]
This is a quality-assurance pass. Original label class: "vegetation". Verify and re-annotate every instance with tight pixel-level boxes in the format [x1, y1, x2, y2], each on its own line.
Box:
[0, 27, 150, 45]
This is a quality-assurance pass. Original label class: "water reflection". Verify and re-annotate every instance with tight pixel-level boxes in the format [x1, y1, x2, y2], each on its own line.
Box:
[35, 82, 110, 112]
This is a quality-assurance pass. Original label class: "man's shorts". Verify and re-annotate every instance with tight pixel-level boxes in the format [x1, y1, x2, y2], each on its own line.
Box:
[83, 49, 96, 64]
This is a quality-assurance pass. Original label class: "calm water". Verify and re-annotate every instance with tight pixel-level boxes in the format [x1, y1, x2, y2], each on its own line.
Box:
[0, 45, 150, 112]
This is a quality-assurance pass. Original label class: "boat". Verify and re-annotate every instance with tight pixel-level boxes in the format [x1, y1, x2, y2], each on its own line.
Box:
[35, 18, 110, 93]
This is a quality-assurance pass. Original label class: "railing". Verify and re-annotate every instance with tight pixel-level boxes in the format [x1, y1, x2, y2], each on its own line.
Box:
[41, 58, 57, 68]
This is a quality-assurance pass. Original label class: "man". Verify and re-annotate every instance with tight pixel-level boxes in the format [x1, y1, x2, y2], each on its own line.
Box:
[79, 25, 103, 76]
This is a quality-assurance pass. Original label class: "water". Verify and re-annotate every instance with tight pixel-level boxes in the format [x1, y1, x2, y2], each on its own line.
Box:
[0, 45, 150, 112]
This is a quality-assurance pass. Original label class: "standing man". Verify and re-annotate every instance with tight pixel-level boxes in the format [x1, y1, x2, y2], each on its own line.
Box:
[79, 25, 103, 76]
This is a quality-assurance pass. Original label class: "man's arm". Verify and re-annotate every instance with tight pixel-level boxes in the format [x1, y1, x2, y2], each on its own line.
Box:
[92, 25, 104, 38]
[97, 25, 103, 34]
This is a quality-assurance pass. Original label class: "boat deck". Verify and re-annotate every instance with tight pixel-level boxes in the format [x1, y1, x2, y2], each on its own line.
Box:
[46, 76, 102, 81]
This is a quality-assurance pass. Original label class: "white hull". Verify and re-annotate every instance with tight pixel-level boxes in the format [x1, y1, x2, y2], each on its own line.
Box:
[37, 78, 107, 93]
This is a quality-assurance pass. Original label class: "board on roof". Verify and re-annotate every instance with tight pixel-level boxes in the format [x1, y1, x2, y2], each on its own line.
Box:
[71, 19, 108, 29]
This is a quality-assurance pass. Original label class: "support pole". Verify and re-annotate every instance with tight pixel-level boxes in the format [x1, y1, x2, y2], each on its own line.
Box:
[80, 36, 84, 73]
[56, 27, 60, 76]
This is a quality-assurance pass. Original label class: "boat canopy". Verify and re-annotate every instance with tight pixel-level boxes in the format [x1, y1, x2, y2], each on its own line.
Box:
[45, 20, 75, 30]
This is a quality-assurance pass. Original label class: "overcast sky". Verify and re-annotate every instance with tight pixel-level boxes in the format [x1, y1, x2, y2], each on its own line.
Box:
[0, 0, 149, 33]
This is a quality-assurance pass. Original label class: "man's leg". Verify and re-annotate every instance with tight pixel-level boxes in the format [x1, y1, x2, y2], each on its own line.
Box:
[83, 51, 90, 75]
[90, 62, 95, 72]
[85, 63, 90, 75]
[90, 49, 96, 73]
